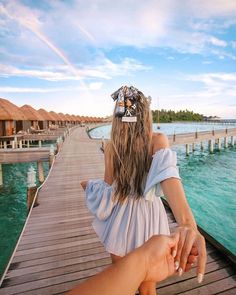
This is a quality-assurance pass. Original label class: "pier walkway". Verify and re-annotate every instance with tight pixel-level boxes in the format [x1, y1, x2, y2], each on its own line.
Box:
[0, 127, 236, 294]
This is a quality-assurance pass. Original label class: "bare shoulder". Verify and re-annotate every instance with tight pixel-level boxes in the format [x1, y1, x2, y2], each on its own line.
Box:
[152, 132, 169, 154]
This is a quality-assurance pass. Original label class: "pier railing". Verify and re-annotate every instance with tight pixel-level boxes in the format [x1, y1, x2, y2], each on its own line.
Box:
[169, 127, 236, 155]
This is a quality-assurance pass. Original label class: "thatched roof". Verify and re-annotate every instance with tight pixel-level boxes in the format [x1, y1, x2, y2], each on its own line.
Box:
[0, 98, 27, 120]
[57, 112, 67, 121]
[65, 114, 74, 121]
[38, 108, 55, 121]
[21, 104, 44, 121]
[75, 115, 82, 122]
[70, 114, 77, 122]
[49, 111, 62, 121]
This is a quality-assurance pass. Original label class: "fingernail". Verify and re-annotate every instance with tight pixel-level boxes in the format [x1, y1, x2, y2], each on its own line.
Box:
[175, 261, 179, 270]
[178, 267, 183, 276]
[197, 273, 204, 283]
[172, 250, 177, 258]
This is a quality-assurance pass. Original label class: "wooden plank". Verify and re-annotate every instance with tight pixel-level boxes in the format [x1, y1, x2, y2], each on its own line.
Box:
[176, 275, 236, 295]
[158, 265, 234, 294]
[12, 241, 104, 263]
[9, 246, 105, 269]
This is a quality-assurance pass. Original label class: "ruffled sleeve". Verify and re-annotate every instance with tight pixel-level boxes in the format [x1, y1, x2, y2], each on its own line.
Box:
[143, 148, 181, 201]
[85, 179, 117, 220]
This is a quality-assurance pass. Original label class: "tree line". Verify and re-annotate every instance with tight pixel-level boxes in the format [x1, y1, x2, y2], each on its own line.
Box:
[152, 109, 204, 123]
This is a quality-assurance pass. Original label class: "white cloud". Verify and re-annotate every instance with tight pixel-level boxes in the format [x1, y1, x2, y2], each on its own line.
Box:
[157, 72, 236, 118]
[88, 82, 103, 90]
[209, 37, 227, 47]
[0, 82, 103, 93]
[0, 87, 62, 93]
[1, 0, 235, 62]
[0, 58, 150, 81]
[187, 0, 236, 18]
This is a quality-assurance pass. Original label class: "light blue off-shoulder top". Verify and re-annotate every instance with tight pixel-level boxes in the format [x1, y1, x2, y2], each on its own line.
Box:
[85, 148, 181, 256]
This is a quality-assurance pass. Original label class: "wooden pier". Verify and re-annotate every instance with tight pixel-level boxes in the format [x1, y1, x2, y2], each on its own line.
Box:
[0, 127, 235, 294]
[168, 127, 236, 155]
[0, 147, 51, 164]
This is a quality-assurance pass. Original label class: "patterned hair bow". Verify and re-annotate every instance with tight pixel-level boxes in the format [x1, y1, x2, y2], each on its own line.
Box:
[111, 86, 140, 122]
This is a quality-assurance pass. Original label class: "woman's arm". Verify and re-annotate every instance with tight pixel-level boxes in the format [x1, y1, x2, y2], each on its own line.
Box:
[152, 133, 206, 281]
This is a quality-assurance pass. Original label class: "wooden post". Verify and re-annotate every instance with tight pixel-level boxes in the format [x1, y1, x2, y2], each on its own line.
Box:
[39, 140, 42, 148]
[0, 164, 3, 186]
[19, 140, 23, 149]
[192, 143, 195, 152]
[200, 142, 204, 151]
[218, 138, 221, 150]
[224, 137, 228, 148]
[3, 141, 7, 149]
[49, 144, 55, 168]
[209, 140, 214, 153]
[37, 161, 44, 183]
[27, 166, 38, 211]
[27, 140, 30, 148]
[231, 136, 234, 146]
[14, 136, 17, 148]
[56, 137, 60, 153]
[186, 144, 190, 156]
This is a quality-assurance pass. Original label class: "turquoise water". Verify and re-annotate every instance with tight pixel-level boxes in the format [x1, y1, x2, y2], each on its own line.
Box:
[0, 144, 52, 278]
[89, 123, 236, 255]
[89, 122, 235, 138]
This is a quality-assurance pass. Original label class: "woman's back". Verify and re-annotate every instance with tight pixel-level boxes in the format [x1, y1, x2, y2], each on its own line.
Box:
[85, 131, 180, 256]
[104, 132, 170, 192]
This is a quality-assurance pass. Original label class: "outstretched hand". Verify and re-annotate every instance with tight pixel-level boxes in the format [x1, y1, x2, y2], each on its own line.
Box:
[172, 225, 207, 283]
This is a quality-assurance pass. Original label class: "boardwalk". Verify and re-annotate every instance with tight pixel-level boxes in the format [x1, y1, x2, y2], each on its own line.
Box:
[0, 147, 51, 163]
[0, 127, 236, 294]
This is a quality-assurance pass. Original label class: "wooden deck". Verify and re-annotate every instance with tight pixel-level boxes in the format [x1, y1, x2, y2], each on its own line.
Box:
[0, 127, 235, 294]
[0, 147, 51, 163]
[168, 127, 236, 146]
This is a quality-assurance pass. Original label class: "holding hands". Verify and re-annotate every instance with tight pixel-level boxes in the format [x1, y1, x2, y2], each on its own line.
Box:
[139, 226, 206, 284]
[67, 232, 206, 295]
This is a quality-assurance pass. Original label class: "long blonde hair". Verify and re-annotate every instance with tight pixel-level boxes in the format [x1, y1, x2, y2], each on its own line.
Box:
[108, 89, 153, 202]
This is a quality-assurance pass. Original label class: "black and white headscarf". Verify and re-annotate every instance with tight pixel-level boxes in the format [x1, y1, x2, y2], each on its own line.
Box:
[111, 86, 143, 122]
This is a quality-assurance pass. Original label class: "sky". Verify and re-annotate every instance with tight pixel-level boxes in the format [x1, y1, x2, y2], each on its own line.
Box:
[0, 0, 236, 118]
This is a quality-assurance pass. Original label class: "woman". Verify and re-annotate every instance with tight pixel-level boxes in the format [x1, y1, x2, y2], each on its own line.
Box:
[81, 86, 206, 295]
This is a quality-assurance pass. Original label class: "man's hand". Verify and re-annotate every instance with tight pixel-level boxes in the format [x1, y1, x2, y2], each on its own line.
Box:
[138, 233, 180, 283]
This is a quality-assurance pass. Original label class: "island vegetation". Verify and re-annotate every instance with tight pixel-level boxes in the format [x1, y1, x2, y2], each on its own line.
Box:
[152, 109, 204, 123]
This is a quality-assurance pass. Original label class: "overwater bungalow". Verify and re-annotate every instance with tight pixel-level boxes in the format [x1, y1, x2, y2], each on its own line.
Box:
[49, 111, 62, 127]
[37, 108, 55, 129]
[65, 114, 74, 126]
[57, 112, 68, 127]
[20, 104, 45, 132]
[0, 98, 27, 136]
[76, 115, 82, 124]
[70, 115, 78, 125]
